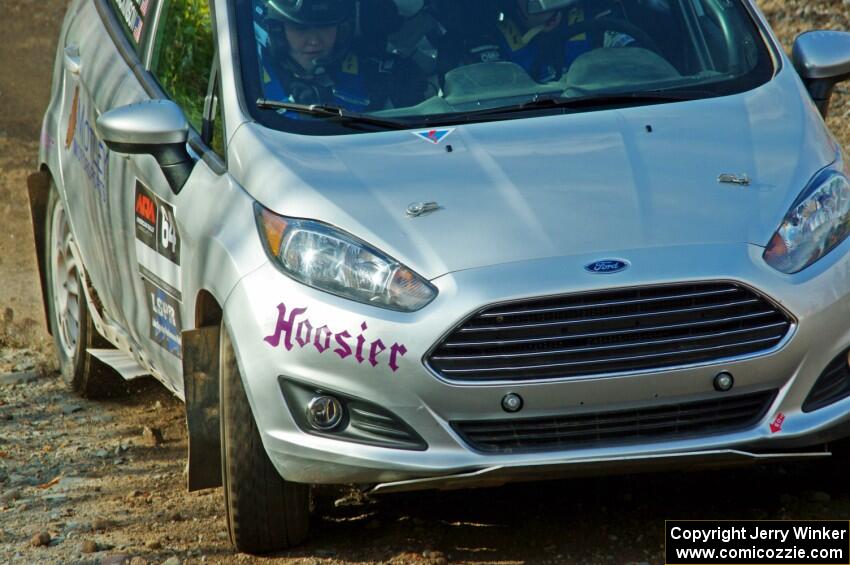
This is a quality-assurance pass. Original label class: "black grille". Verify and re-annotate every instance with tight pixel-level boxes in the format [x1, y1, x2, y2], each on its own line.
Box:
[453, 390, 777, 453]
[428, 282, 793, 383]
[803, 350, 850, 413]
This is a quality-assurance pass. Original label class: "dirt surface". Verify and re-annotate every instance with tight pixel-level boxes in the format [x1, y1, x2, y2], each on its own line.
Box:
[1, 1, 850, 564]
[760, 0, 850, 141]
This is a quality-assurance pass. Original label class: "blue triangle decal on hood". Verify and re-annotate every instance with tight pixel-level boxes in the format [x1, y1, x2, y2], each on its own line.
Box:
[413, 128, 455, 145]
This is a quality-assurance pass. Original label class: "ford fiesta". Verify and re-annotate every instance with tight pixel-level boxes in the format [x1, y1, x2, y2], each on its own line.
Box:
[28, 0, 850, 553]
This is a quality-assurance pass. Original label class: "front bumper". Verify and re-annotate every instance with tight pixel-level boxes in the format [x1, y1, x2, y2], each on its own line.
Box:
[223, 241, 850, 490]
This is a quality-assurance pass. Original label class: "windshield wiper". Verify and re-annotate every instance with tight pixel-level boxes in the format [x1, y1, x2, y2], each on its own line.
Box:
[256, 98, 410, 130]
[426, 90, 715, 124]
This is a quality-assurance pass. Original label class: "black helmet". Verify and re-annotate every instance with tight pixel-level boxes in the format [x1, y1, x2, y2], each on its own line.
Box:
[266, 0, 355, 27]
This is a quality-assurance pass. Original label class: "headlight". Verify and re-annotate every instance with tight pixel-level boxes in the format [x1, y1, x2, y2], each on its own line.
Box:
[255, 204, 437, 312]
[764, 161, 850, 274]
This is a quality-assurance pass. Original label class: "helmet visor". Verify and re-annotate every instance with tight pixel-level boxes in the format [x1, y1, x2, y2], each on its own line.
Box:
[266, 0, 354, 27]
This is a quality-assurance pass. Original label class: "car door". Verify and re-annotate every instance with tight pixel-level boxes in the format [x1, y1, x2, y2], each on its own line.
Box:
[56, 0, 156, 334]
[106, 0, 228, 393]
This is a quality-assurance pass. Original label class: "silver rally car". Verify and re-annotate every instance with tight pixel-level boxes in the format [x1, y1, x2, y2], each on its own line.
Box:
[29, 0, 850, 553]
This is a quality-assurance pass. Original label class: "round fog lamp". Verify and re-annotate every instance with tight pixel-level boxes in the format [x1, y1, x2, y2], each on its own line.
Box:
[306, 396, 344, 430]
[713, 372, 734, 392]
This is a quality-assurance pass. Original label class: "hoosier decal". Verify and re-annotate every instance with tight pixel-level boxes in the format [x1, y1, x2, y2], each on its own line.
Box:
[264, 302, 408, 372]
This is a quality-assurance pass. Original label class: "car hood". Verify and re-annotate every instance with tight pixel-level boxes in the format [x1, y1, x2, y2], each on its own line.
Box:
[231, 68, 837, 281]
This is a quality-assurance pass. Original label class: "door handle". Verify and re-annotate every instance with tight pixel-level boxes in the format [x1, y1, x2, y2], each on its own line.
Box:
[64, 45, 81, 76]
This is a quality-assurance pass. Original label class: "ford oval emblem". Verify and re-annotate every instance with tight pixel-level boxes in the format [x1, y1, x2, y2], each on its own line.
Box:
[584, 259, 630, 274]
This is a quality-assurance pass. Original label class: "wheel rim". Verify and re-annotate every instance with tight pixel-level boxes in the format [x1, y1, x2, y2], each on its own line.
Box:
[50, 199, 82, 360]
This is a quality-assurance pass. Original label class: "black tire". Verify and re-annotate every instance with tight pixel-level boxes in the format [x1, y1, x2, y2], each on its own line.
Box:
[220, 325, 310, 553]
[44, 182, 124, 398]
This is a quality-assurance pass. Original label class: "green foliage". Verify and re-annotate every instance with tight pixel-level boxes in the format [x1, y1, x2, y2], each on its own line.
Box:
[211, 99, 226, 156]
[153, 0, 214, 132]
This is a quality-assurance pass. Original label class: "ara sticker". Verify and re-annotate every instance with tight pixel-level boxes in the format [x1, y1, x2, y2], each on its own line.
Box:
[413, 128, 455, 145]
[264, 301, 408, 372]
[144, 280, 182, 358]
[135, 180, 182, 300]
[770, 412, 785, 434]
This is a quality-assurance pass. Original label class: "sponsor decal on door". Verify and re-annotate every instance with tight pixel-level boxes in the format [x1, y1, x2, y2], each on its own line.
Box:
[135, 180, 182, 300]
[144, 280, 183, 358]
[65, 86, 109, 203]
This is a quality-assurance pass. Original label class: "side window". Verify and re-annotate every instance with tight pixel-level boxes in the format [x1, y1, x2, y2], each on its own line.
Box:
[211, 87, 226, 157]
[202, 73, 226, 158]
[108, 0, 155, 54]
[150, 0, 215, 134]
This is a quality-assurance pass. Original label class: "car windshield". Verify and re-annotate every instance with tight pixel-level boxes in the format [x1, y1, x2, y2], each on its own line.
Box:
[235, 0, 775, 134]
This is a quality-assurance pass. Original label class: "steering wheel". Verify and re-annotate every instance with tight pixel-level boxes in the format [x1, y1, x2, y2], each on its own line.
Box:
[699, 0, 744, 72]
[561, 17, 664, 58]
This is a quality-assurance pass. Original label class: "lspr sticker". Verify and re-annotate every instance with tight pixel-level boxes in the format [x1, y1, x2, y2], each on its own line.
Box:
[144, 280, 182, 358]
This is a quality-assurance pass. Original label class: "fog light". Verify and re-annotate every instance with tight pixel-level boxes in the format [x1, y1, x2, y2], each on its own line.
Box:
[714, 372, 734, 392]
[502, 393, 524, 413]
[306, 396, 344, 430]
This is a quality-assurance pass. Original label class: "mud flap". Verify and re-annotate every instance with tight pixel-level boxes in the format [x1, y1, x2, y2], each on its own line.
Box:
[183, 325, 223, 491]
[26, 170, 51, 334]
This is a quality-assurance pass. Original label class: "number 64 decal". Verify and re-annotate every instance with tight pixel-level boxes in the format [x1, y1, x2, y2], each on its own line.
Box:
[156, 200, 181, 265]
[161, 211, 177, 251]
[134, 180, 181, 267]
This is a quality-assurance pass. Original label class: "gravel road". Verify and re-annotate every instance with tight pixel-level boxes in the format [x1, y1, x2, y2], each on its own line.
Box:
[1, 1, 849, 563]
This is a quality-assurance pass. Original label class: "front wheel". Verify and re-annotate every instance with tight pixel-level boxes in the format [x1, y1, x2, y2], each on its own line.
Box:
[44, 182, 123, 398]
[220, 324, 310, 553]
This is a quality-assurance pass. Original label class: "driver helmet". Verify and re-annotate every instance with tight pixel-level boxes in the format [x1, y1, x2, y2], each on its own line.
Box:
[264, 0, 356, 69]
[266, 0, 355, 27]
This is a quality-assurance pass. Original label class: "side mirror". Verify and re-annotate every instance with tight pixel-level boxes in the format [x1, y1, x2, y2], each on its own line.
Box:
[792, 30, 850, 118]
[96, 100, 194, 193]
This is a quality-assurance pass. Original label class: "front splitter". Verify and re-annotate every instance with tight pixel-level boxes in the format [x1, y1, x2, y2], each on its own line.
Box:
[370, 449, 829, 494]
